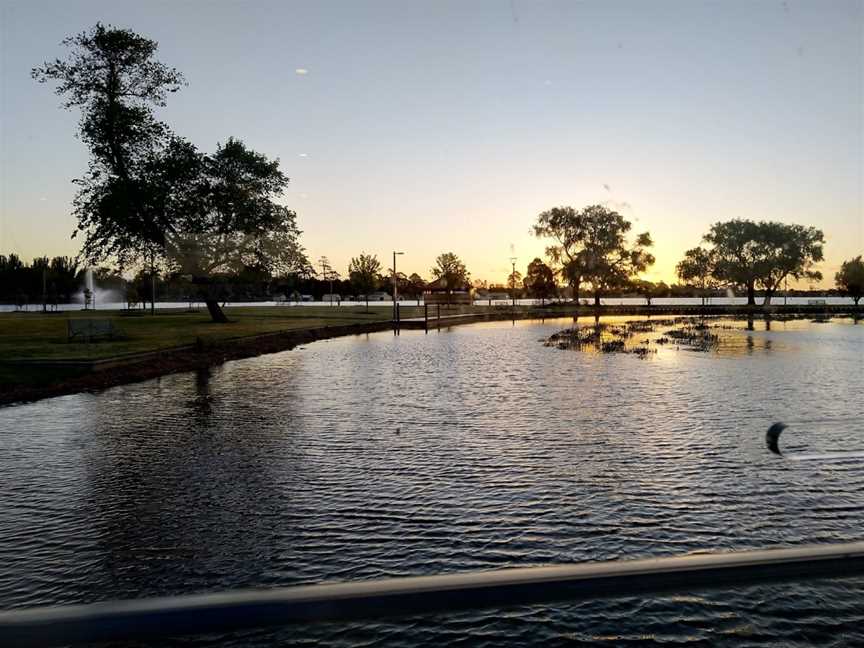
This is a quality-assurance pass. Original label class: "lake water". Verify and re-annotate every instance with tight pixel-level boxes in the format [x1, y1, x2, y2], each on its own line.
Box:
[1, 316, 862, 646]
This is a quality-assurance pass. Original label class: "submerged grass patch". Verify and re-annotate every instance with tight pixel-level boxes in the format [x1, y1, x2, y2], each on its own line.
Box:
[545, 315, 782, 356]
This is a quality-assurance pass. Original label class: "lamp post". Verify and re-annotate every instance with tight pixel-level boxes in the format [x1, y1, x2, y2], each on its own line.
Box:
[393, 251, 404, 321]
[509, 256, 517, 309]
[319, 256, 333, 306]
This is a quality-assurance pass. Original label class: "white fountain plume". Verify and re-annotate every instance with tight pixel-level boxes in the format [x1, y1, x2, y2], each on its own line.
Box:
[76, 267, 122, 310]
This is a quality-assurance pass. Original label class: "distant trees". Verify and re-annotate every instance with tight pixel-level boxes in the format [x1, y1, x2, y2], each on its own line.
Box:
[633, 280, 669, 306]
[348, 253, 382, 310]
[34, 23, 308, 323]
[431, 252, 470, 303]
[406, 273, 427, 302]
[835, 256, 864, 305]
[0, 254, 80, 305]
[676, 247, 719, 306]
[318, 261, 341, 298]
[523, 258, 557, 305]
[534, 205, 654, 306]
[507, 269, 523, 299]
[699, 220, 825, 305]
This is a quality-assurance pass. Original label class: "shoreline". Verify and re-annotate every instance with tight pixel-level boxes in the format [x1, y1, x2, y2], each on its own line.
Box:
[1, 303, 859, 408]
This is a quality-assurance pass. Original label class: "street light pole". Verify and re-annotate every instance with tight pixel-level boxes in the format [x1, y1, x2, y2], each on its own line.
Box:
[393, 251, 404, 321]
[509, 257, 517, 309]
[319, 256, 333, 306]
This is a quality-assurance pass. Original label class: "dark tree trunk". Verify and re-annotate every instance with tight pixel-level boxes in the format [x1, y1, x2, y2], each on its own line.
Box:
[194, 276, 229, 323]
[594, 292, 601, 307]
[747, 282, 756, 306]
[204, 298, 229, 323]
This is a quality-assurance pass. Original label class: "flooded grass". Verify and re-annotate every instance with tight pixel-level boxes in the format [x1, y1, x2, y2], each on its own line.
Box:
[543, 315, 824, 355]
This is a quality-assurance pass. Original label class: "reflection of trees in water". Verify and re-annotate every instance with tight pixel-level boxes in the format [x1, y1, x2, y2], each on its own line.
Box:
[79, 361, 309, 598]
[191, 366, 214, 421]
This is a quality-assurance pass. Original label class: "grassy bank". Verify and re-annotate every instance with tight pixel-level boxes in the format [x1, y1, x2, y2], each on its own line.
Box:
[0, 304, 440, 400]
[1, 302, 858, 406]
[0, 305, 427, 361]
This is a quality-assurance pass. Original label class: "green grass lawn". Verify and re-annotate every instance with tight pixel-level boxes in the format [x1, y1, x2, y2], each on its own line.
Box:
[0, 305, 435, 362]
[0, 303, 510, 392]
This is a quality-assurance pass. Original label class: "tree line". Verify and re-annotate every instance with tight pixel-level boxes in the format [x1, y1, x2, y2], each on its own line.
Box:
[0, 254, 80, 305]
[529, 204, 861, 306]
[28, 23, 863, 318]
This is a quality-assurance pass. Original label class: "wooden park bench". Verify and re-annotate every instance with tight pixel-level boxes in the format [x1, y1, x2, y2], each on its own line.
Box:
[67, 318, 124, 343]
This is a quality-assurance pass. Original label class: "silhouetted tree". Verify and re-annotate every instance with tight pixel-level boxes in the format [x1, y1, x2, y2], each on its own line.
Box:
[676, 247, 719, 306]
[701, 221, 763, 305]
[702, 220, 824, 306]
[407, 273, 426, 303]
[348, 253, 382, 310]
[507, 270, 523, 298]
[533, 206, 587, 301]
[164, 138, 305, 319]
[534, 205, 654, 306]
[836, 256, 864, 305]
[33, 24, 184, 265]
[523, 258, 557, 305]
[751, 221, 824, 305]
[633, 279, 668, 306]
[34, 23, 308, 322]
[431, 252, 470, 303]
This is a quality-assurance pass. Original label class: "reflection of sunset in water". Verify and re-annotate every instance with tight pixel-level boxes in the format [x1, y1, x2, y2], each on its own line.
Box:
[544, 315, 861, 358]
[0, 315, 861, 645]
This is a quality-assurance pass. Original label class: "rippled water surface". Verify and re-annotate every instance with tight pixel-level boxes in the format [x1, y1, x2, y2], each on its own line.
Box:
[1, 316, 862, 646]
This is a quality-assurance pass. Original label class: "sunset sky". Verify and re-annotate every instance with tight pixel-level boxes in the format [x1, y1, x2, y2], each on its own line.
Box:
[1, 0, 861, 285]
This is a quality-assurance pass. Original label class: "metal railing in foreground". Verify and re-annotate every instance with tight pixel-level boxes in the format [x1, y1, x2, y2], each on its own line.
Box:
[2, 541, 863, 647]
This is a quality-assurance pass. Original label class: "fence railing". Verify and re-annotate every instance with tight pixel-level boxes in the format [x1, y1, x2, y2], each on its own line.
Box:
[2, 541, 863, 647]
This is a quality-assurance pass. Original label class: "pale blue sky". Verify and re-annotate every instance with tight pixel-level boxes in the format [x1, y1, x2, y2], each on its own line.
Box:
[1, 0, 862, 283]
